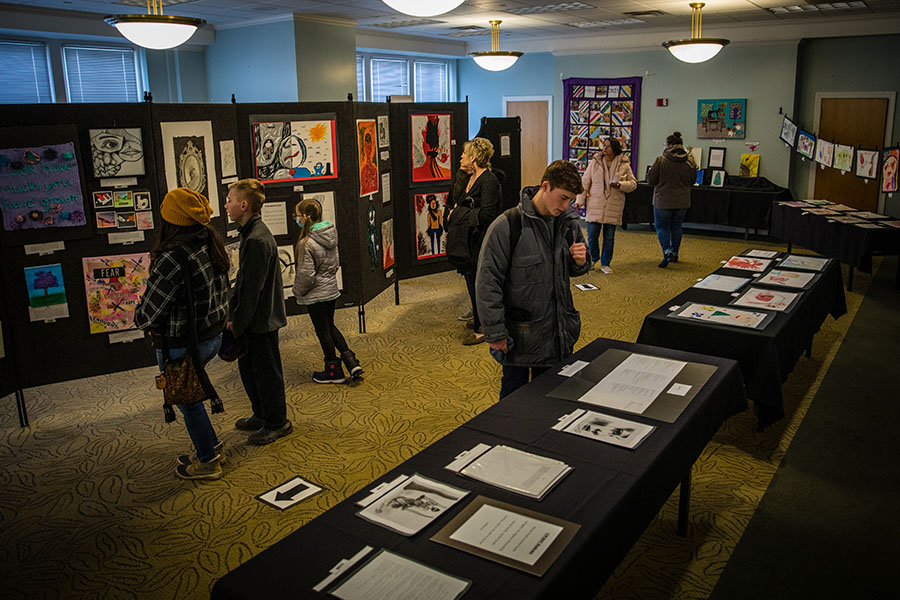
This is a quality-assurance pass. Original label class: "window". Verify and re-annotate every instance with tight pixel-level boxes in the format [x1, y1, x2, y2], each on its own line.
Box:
[414, 61, 448, 102]
[356, 52, 453, 103]
[356, 55, 365, 102]
[63, 45, 141, 103]
[0, 40, 53, 104]
[370, 57, 409, 103]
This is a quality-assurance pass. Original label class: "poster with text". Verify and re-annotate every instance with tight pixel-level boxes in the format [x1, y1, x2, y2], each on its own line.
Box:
[411, 114, 452, 182]
[357, 119, 379, 196]
[25, 263, 69, 322]
[160, 121, 219, 217]
[251, 119, 338, 184]
[414, 191, 448, 260]
[82, 253, 151, 334]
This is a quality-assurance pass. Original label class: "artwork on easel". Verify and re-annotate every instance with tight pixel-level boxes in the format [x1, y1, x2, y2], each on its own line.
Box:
[160, 121, 219, 217]
[88, 128, 145, 178]
[81, 253, 150, 334]
[357, 119, 379, 197]
[382, 218, 394, 270]
[856, 148, 878, 179]
[795, 130, 815, 160]
[411, 114, 452, 182]
[251, 118, 338, 184]
[697, 98, 746, 139]
[881, 147, 898, 193]
[814, 139, 834, 168]
[833, 144, 854, 173]
[414, 191, 448, 260]
[779, 115, 798, 147]
[24, 263, 69, 322]
[740, 154, 759, 177]
[670, 302, 772, 330]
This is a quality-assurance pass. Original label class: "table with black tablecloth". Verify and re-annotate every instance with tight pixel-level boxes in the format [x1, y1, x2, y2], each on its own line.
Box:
[211, 337, 746, 600]
[637, 253, 846, 428]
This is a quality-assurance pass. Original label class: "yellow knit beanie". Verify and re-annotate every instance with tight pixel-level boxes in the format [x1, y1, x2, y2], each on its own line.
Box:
[160, 188, 212, 226]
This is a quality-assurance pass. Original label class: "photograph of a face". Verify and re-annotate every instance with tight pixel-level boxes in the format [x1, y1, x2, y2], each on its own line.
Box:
[562, 410, 655, 450]
[357, 474, 468, 536]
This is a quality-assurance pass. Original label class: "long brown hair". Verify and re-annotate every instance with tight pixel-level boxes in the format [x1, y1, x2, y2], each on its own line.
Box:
[152, 220, 230, 275]
[294, 197, 323, 266]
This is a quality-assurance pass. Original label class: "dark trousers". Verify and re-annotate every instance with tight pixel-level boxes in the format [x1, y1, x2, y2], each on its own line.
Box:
[499, 365, 550, 399]
[306, 299, 349, 361]
[464, 271, 481, 333]
[237, 329, 286, 429]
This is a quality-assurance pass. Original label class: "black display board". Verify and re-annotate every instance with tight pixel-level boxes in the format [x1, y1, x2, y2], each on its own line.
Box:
[0, 272, 18, 400]
[476, 116, 522, 212]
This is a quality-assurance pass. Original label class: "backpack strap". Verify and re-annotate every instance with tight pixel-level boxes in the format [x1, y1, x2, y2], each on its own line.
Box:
[505, 206, 523, 258]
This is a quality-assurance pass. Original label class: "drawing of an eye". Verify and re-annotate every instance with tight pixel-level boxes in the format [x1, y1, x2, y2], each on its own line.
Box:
[97, 134, 124, 152]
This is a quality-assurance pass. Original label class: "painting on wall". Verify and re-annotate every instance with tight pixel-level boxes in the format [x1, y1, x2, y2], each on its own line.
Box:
[833, 144, 854, 173]
[357, 119, 380, 197]
[739, 154, 759, 177]
[225, 241, 240, 284]
[160, 121, 219, 217]
[24, 263, 69, 322]
[697, 99, 746, 139]
[414, 191, 448, 260]
[88, 128, 145, 178]
[795, 130, 816, 160]
[382, 218, 394, 270]
[251, 118, 338, 184]
[779, 116, 798, 147]
[410, 114, 452, 183]
[856, 148, 879, 179]
[814, 139, 834, 168]
[82, 253, 151, 334]
[881, 147, 898, 193]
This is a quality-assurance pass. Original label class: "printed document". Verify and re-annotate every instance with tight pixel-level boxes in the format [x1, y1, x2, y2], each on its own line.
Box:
[578, 353, 687, 414]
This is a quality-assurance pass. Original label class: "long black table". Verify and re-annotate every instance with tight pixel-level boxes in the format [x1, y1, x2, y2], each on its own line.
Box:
[211, 337, 746, 600]
[637, 252, 846, 429]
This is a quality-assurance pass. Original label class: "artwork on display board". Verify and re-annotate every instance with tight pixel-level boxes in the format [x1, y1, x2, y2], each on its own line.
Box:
[302, 191, 336, 227]
[856, 148, 879, 179]
[414, 191, 448, 260]
[82, 253, 151, 334]
[833, 144, 854, 173]
[96, 211, 116, 229]
[356, 119, 380, 197]
[739, 154, 759, 177]
[814, 139, 834, 168]
[410, 114, 452, 182]
[116, 212, 136, 229]
[757, 268, 816, 289]
[710, 170, 725, 187]
[367, 204, 379, 270]
[93, 191, 113, 209]
[795, 130, 816, 160]
[0, 142, 88, 232]
[88, 128, 145, 178]
[881, 147, 898, 193]
[688, 146, 702, 170]
[134, 191, 151, 211]
[160, 121, 219, 218]
[136, 211, 154, 230]
[219, 139, 237, 178]
[382, 218, 394, 270]
[251, 117, 338, 184]
[225, 241, 240, 284]
[779, 115, 798, 147]
[24, 263, 70, 322]
[697, 98, 746, 139]
[377, 115, 390, 148]
[277, 245, 295, 298]
[113, 190, 133, 208]
[708, 147, 725, 169]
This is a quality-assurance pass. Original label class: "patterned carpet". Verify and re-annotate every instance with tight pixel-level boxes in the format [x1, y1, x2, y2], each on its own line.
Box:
[0, 227, 871, 600]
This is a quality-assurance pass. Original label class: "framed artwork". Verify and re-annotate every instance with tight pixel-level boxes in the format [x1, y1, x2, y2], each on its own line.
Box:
[88, 128, 145, 178]
[219, 139, 237, 178]
[710, 170, 725, 187]
[795, 130, 816, 160]
[814, 139, 834, 168]
[24, 263, 69, 322]
[414, 191, 448, 260]
[134, 191, 151, 211]
[740, 154, 759, 177]
[81, 253, 151, 334]
[250, 117, 338, 185]
[410, 114, 452, 182]
[277, 245, 295, 298]
[708, 147, 726, 169]
[136, 211, 154, 230]
[856, 148, 878, 179]
[688, 146, 702, 169]
[116, 212, 136, 229]
[881, 147, 898, 193]
[113, 190, 133, 208]
[160, 121, 219, 218]
[697, 98, 746, 139]
[93, 191, 113, 209]
[96, 211, 116, 229]
[779, 115, 798, 147]
[225, 241, 240, 284]
[357, 119, 380, 197]
[382, 218, 394, 270]
[833, 144, 854, 172]
[377, 115, 390, 148]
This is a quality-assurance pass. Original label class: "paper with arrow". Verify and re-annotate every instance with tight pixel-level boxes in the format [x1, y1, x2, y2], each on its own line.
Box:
[257, 476, 323, 510]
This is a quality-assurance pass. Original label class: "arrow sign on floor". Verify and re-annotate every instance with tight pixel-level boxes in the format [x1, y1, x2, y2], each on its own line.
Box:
[257, 476, 323, 511]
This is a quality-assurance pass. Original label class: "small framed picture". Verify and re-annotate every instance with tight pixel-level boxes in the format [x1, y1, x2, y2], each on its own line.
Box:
[708, 147, 726, 169]
[779, 115, 798, 147]
[710, 170, 726, 187]
[134, 191, 151, 211]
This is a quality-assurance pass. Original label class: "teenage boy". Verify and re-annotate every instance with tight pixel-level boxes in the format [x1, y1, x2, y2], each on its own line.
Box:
[225, 178, 291, 445]
[476, 160, 591, 399]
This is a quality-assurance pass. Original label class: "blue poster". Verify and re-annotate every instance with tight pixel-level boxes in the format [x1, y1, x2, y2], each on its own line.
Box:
[24, 263, 70, 322]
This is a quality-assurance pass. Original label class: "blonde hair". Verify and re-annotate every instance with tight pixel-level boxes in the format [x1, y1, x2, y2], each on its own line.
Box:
[463, 137, 494, 169]
[229, 178, 266, 214]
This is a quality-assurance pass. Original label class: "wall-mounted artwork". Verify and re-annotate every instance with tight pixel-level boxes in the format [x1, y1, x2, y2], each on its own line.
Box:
[708, 147, 725, 169]
[25, 263, 69, 322]
[739, 154, 759, 177]
[377, 115, 390, 148]
[136, 211, 154, 230]
[411, 114, 452, 182]
[251, 118, 338, 184]
[93, 191, 113, 209]
[881, 147, 898, 193]
[0, 142, 87, 232]
[160, 121, 219, 218]
[357, 119, 380, 197]
[113, 191, 133, 208]
[382, 218, 394, 270]
[367, 204, 379, 270]
[219, 139, 236, 178]
[856, 149, 878, 179]
[795, 130, 815, 160]
[134, 191, 151, 211]
[779, 116, 797, 147]
[814, 139, 834, 168]
[225, 241, 240, 284]
[88, 128, 145, 178]
[697, 99, 746, 139]
[833, 144, 854, 173]
[96, 211, 116, 229]
[82, 253, 151, 334]
[116, 212, 136, 229]
[414, 191, 448, 260]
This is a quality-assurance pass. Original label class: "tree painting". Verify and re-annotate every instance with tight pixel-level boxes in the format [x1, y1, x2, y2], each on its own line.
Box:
[33, 270, 59, 296]
[24, 263, 67, 312]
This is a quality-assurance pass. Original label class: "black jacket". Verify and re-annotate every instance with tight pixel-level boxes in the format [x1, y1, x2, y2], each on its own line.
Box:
[229, 216, 287, 336]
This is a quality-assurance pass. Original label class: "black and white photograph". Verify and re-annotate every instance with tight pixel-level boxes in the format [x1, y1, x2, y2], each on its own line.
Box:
[357, 474, 468, 536]
[779, 115, 798, 147]
[563, 410, 655, 450]
[708, 146, 726, 169]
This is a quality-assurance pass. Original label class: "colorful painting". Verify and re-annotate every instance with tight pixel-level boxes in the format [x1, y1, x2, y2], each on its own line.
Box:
[0, 142, 87, 232]
[116, 212, 136, 229]
[160, 121, 219, 218]
[251, 119, 338, 184]
[357, 119, 379, 197]
[710, 170, 725, 187]
[96, 211, 116, 229]
[757, 269, 816, 289]
[25, 263, 69, 322]
[697, 98, 746, 139]
[796, 130, 816, 160]
[414, 191, 448, 260]
[779, 254, 829, 271]
[113, 190, 133, 208]
[382, 218, 394, 270]
[93, 191, 113, 209]
[723, 256, 772, 272]
[779, 116, 797, 147]
[672, 303, 770, 330]
[740, 154, 760, 177]
[410, 114, 452, 182]
[732, 287, 800, 312]
[856, 149, 879, 179]
[82, 253, 151, 334]
[881, 147, 898, 193]
[814, 139, 834, 168]
[225, 241, 240, 284]
[833, 144, 854, 172]
[136, 211, 154, 230]
[88, 128, 145, 178]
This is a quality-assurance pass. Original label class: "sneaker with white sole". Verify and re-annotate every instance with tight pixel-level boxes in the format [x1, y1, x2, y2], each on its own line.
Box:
[599, 265, 613, 274]
[177, 441, 225, 466]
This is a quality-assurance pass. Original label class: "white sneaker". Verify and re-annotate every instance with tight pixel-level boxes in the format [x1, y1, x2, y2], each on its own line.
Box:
[599, 265, 613, 274]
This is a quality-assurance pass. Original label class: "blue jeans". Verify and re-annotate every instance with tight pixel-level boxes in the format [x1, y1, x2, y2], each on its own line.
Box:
[156, 334, 223, 463]
[653, 207, 687, 258]
[586, 222, 616, 266]
[499, 366, 550, 400]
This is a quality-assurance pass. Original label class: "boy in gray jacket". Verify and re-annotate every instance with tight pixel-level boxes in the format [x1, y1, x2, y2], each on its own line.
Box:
[476, 160, 591, 399]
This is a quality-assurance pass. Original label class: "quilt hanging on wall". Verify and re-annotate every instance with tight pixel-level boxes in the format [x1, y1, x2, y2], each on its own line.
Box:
[82, 253, 151, 334]
[160, 121, 219, 218]
[251, 117, 338, 185]
[410, 114, 452, 183]
[563, 77, 642, 181]
[697, 98, 746, 139]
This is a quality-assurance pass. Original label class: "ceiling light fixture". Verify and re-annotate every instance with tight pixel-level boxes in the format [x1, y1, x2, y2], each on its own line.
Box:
[662, 2, 729, 64]
[105, 0, 205, 50]
[381, 0, 466, 17]
[470, 20, 523, 72]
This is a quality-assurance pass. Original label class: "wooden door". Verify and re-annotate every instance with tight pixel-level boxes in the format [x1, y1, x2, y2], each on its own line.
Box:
[815, 97, 888, 211]
[506, 100, 548, 187]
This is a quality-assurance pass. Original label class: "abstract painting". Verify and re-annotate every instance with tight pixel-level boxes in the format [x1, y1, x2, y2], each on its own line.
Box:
[671, 303, 770, 330]
[814, 139, 834, 168]
[757, 269, 816, 289]
[740, 154, 759, 177]
[82, 253, 151, 334]
[25, 263, 69, 322]
[731, 287, 800, 312]
[160, 121, 219, 217]
[881, 147, 898, 193]
[382, 218, 394, 270]
[251, 119, 338, 184]
[723, 256, 772, 272]
[410, 114, 451, 182]
[136, 211, 154, 230]
[697, 98, 746, 139]
[833, 144, 854, 172]
[357, 119, 379, 197]
[88, 128, 145, 178]
[779, 115, 797, 147]
[779, 254, 829, 271]
[796, 130, 815, 160]
[856, 149, 878, 179]
[414, 191, 448, 260]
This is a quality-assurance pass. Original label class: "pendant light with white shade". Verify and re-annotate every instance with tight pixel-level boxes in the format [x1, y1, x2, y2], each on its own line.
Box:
[662, 2, 729, 64]
[470, 20, 523, 72]
[105, 0, 205, 51]
[381, 0, 466, 17]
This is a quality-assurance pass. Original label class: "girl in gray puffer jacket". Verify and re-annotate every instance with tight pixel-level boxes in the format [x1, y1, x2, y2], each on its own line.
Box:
[293, 198, 363, 383]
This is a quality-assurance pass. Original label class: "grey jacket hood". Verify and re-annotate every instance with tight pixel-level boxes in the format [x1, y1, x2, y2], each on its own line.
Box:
[663, 145, 690, 162]
[310, 221, 338, 250]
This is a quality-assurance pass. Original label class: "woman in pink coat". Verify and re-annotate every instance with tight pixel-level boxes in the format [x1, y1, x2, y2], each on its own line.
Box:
[574, 138, 637, 274]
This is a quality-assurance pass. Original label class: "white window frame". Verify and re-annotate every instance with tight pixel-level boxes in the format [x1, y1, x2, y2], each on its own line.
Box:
[356, 52, 455, 103]
[61, 43, 146, 104]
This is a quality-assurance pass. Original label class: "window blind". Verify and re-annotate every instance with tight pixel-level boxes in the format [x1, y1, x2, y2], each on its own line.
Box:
[0, 40, 53, 104]
[63, 46, 140, 103]
[414, 61, 448, 102]
[370, 58, 408, 103]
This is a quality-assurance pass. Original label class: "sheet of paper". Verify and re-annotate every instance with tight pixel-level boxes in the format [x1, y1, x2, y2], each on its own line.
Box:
[578, 353, 687, 414]
[356, 474, 468, 536]
[732, 287, 800, 312]
[500, 135, 511, 157]
[561, 409, 655, 450]
[448, 504, 562, 567]
[693, 274, 750, 292]
[668, 383, 691, 396]
[261, 201, 288, 236]
[331, 550, 469, 600]
[744, 249, 779, 258]
[460, 445, 570, 499]
[779, 254, 828, 271]
[558, 360, 589, 377]
[757, 269, 816, 288]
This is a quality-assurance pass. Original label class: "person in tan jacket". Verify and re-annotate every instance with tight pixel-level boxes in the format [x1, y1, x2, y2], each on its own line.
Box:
[574, 138, 637, 274]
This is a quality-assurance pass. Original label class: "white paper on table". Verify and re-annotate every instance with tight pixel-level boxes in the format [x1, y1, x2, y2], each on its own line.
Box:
[757, 269, 815, 288]
[561, 409, 655, 450]
[459, 445, 571, 499]
[445, 443, 492, 473]
[558, 360, 589, 377]
[577, 353, 686, 414]
[261, 201, 288, 236]
[744, 249, 779, 258]
[693, 274, 750, 292]
[779, 255, 828, 271]
[356, 474, 469, 536]
[732, 287, 800, 312]
[330, 550, 469, 600]
[448, 504, 563, 567]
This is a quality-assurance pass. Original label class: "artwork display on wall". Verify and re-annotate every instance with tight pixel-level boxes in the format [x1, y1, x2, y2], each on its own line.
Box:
[414, 191, 448, 260]
[0, 142, 87, 232]
[251, 118, 338, 184]
[410, 114, 452, 182]
[881, 147, 898, 193]
[116, 212, 136, 229]
[814, 139, 834, 168]
[367, 204, 379, 270]
[833, 144, 854, 173]
[88, 128, 145, 178]
[225, 241, 240, 284]
[82, 253, 151, 334]
[219, 139, 237, 178]
[708, 147, 725, 169]
[382, 218, 394, 270]
[96, 211, 116, 229]
[24, 263, 69, 322]
[136, 211, 154, 230]
[739, 154, 759, 177]
[697, 98, 746, 139]
[134, 191, 151, 211]
[377, 115, 390, 148]
[357, 119, 380, 196]
[93, 191, 113, 209]
[779, 116, 798, 147]
[113, 191, 133, 208]
[856, 148, 878, 179]
[796, 130, 816, 160]
[160, 121, 219, 218]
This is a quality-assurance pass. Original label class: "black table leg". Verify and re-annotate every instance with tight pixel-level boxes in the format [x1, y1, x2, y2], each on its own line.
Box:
[677, 469, 691, 537]
[786, 242, 792, 253]
[847, 266, 854, 292]
[357, 304, 366, 334]
[16, 388, 29, 428]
